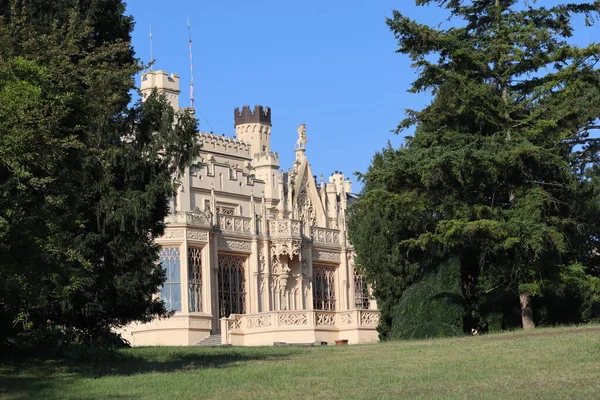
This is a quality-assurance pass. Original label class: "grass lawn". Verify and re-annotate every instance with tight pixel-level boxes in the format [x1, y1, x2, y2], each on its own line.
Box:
[1, 325, 600, 399]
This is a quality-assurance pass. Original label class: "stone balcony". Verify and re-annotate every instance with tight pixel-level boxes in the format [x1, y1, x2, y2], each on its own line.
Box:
[268, 219, 302, 239]
[311, 226, 341, 246]
[218, 214, 252, 234]
[164, 209, 212, 228]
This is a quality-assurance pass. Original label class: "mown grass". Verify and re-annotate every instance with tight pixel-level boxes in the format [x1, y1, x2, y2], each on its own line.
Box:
[1, 325, 600, 399]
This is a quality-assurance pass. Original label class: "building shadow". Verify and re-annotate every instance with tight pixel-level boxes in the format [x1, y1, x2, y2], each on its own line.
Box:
[0, 346, 296, 398]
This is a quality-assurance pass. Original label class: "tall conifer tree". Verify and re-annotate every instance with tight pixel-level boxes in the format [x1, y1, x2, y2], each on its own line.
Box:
[349, 0, 600, 336]
[0, 0, 199, 343]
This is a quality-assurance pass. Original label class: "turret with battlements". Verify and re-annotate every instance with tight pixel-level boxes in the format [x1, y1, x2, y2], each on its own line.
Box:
[141, 70, 181, 110]
[234, 105, 272, 155]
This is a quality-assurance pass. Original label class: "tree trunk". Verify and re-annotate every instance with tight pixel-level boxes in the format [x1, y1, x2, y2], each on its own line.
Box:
[520, 293, 535, 330]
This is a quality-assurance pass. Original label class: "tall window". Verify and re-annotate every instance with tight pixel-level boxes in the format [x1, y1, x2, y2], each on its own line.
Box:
[188, 247, 202, 312]
[313, 265, 336, 311]
[218, 255, 246, 318]
[160, 247, 181, 312]
[353, 271, 370, 310]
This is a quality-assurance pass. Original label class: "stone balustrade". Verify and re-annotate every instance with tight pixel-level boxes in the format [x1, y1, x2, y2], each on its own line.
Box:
[311, 227, 341, 246]
[268, 219, 302, 238]
[165, 209, 212, 228]
[218, 214, 252, 234]
[220, 309, 380, 345]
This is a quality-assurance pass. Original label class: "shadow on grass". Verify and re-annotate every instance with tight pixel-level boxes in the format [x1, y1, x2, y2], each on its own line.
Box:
[0, 346, 297, 399]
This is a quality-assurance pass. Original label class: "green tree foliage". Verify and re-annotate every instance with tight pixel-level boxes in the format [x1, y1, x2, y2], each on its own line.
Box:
[0, 0, 199, 344]
[349, 0, 600, 338]
[391, 259, 465, 339]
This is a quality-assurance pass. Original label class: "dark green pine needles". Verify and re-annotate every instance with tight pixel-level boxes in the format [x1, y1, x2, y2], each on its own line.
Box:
[348, 0, 600, 339]
[0, 0, 200, 345]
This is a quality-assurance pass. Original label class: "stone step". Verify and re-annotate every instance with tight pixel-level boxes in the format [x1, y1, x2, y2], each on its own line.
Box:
[195, 334, 226, 347]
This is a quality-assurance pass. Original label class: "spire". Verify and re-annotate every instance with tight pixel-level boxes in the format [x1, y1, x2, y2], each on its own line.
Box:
[149, 25, 154, 70]
[188, 18, 195, 109]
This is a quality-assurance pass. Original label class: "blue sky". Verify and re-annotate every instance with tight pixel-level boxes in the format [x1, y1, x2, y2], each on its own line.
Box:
[125, 1, 597, 192]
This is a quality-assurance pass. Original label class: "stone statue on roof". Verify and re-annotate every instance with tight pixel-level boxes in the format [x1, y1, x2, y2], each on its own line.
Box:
[296, 123, 307, 149]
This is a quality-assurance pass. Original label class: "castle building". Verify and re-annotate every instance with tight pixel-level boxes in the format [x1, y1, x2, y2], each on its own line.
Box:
[119, 70, 379, 346]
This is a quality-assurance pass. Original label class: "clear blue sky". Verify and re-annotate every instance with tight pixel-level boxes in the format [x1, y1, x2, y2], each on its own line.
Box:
[125, 1, 596, 192]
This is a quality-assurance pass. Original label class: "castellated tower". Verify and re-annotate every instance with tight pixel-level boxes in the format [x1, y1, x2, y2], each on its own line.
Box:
[234, 105, 272, 155]
[140, 70, 181, 111]
[235, 105, 280, 200]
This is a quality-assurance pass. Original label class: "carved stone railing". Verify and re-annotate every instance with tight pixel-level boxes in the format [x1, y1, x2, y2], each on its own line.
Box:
[268, 219, 302, 239]
[218, 214, 252, 234]
[311, 227, 341, 246]
[165, 209, 212, 228]
[220, 309, 380, 344]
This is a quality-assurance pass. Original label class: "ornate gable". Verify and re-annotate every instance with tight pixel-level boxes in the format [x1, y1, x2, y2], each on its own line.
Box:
[293, 158, 326, 228]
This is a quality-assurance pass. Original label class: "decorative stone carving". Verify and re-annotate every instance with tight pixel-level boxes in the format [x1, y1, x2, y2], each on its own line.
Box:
[259, 274, 267, 294]
[340, 312, 353, 325]
[311, 227, 341, 246]
[360, 311, 380, 326]
[246, 315, 272, 329]
[187, 229, 209, 241]
[228, 316, 242, 330]
[271, 238, 302, 261]
[219, 215, 252, 234]
[218, 238, 251, 251]
[312, 249, 340, 262]
[165, 209, 212, 227]
[163, 230, 184, 239]
[315, 312, 336, 326]
[278, 312, 308, 326]
[258, 247, 266, 272]
[295, 123, 307, 149]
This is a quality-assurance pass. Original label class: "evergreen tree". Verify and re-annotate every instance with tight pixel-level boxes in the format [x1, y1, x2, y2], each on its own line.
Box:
[349, 0, 600, 337]
[0, 0, 199, 343]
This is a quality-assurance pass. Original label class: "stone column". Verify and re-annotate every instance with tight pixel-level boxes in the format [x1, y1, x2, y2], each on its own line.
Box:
[248, 237, 260, 313]
[180, 237, 190, 314]
[211, 233, 220, 332]
[339, 247, 349, 311]
[306, 243, 314, 310]
[202, 235, 213, 316]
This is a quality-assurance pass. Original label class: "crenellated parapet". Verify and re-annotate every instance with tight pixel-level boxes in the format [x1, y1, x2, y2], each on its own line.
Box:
[199, 132, 252, 158]
[234, 105, 271, 127]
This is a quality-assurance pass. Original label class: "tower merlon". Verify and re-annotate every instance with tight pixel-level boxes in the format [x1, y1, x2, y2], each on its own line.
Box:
[140, 70, 181, 110]
[234, 105, 272, 127]
[141, 70, 181, 94]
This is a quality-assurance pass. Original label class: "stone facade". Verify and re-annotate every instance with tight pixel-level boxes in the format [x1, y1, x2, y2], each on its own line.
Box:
[119, 70, 379, 346]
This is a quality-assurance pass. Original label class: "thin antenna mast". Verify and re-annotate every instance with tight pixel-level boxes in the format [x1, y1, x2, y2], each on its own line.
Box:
[149, 25, 154, 69]
[188, 18, 195, 109]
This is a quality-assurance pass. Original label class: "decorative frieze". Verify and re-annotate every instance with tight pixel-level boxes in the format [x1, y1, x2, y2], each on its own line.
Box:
[163, 230, 184, 239]
[218, 238, 251, 251]
[312, 249, 340, 262]
[187, 229, 209, 241]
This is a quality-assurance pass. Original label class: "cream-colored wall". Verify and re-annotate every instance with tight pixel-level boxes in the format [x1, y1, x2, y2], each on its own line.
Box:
[119, 69, 379, 347]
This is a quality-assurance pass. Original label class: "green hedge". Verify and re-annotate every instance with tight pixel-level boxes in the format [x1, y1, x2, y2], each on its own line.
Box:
[391, 260, 465, 340]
